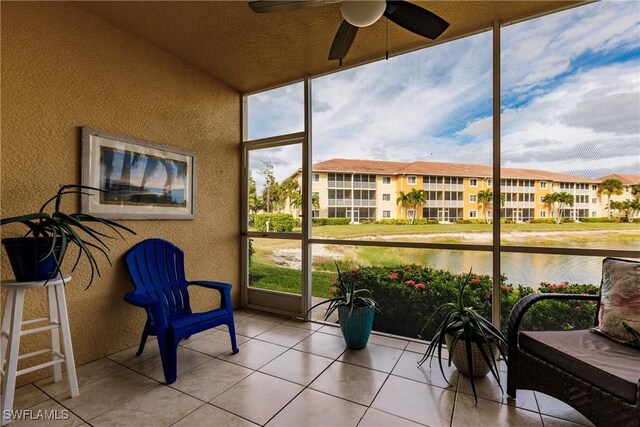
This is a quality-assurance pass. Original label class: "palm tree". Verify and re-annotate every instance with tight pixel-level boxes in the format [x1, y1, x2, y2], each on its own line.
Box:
[598, 179, 624, 217]
[542, 193, 559, 222]
[631, 184, 640, 200]
[397, 189, 427, 224]
[289, 191, 319, 215]
[396, 191, 411, 221]
[555, 192, 575, 222]
[543, 192, 574, 223]
[477, 189, 493, 224]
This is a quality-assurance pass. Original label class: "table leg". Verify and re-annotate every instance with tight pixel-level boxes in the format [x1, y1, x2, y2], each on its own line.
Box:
[54, 284, 78, 397]
[1, 289, 25, 426]
[47, 285, 62, 383]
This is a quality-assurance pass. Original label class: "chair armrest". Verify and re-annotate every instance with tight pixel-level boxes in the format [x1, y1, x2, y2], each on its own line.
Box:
[189, 281, 233, 310]
[124, 291, 168, 330]
[507, 293, 599, 352]
[124, 291, 158, 308]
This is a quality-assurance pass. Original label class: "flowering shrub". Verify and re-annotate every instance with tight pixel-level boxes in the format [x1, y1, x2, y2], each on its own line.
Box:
[337, 264, 599, 339]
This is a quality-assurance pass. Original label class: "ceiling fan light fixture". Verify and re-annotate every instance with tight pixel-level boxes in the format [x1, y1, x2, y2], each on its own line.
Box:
[340, 1, 386, 27]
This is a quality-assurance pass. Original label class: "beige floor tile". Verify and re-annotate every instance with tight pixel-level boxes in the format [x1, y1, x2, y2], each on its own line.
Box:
[452, 393, 543, 426]
[371, 375, 456, 425]
[171, 358, 253, 401]
[9, 399, 84, 427]
[210, 372, 303, 425]
[504, 390, 539, 413]
[406, 341, 429, 354]
[89, 385, 202, 427]
[35, 358, 125, 397]
[107, 338, 160, 367]
[309, 361, 388, 406]
[541, 414, 591, 426]
[391, 351, 459, 390]
[535, 393, 594, 426]
[255, 325, 313, 347]
[173, 404, 259, 427]
[129, 347, 212, 383]
[233, 310, 257, 322]
[339, 343, 403, 373]
[281, 318, 323, 331]
[250, 312, 290, 324]
[358, 408, 424, 427]
[457, 370, 535, 410]
[317, 325, 343, 337]
[234, 319, 280, 337]
[217, 339, 287, 370]
[181, 329, 250, 356]
[259, 349, 333, 386]
[266, 388, 367, 427]
[8, 384, 49, 411]
[294, 331, 347, 359]
[368, 334, 409, 350]
[57, 369, 157, 420]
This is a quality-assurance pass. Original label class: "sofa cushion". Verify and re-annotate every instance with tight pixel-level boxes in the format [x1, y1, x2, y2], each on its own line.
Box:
[520, 329, 640, 402]
[591, 257, 640, 346]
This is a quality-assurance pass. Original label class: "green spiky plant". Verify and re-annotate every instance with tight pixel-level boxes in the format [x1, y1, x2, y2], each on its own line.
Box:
[1, 184, 135, 288]
[306, 261, 380, 321]
[418, 269, 507, 403]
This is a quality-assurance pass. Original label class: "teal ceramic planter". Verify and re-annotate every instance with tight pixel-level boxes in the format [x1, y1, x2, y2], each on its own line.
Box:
[338, 304, 375, 349]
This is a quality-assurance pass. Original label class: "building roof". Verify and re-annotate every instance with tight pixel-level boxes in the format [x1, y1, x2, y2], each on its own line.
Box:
[596, 174, 640, 185]
[313, 158, 601, 183]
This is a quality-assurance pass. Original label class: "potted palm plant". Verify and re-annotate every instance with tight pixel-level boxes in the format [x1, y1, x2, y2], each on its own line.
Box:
[307, 262, 380, 349]
[418, 269, 507, 402]
[1, 184, 135, 287]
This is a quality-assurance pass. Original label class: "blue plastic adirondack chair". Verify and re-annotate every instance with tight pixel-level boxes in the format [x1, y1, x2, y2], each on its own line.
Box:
[124, 239, 239, 384]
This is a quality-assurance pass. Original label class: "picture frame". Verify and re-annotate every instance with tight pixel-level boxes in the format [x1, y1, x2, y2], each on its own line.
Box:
[81, 127, 196, 219]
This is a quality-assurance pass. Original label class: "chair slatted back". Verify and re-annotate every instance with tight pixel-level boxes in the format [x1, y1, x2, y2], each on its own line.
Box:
[125, 239, 192, 317]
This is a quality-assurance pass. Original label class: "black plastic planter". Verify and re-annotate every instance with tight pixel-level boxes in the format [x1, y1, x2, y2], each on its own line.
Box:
[2, 237, 62, 282]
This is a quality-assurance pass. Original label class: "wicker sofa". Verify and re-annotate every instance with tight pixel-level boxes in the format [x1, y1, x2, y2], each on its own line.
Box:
[507, 292, 640, 427]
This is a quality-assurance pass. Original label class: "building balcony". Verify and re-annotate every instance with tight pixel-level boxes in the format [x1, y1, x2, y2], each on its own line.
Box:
[328, 199, 351, 206]
[352, 182, 376, 189]
[327, 181, 352, 188]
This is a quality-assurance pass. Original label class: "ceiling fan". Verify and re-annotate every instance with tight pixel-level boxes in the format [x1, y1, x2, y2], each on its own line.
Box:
[248, 1, 450, 62]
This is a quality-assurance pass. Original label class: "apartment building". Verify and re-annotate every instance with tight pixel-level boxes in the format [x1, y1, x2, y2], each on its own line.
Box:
[297, 159, 639, 223]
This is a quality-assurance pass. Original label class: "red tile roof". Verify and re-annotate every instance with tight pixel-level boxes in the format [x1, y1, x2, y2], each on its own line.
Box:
[313, 158, 601, 183]
[596, 174, 640, 185]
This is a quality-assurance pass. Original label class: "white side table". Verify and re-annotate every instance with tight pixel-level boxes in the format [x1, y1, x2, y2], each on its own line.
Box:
[1, 276, 79, 425]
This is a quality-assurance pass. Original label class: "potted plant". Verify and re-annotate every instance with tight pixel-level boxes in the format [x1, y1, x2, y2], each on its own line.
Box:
[418, 269, 507, 402]
[1, 184, 135, 287]
[307, 262, 380, 349]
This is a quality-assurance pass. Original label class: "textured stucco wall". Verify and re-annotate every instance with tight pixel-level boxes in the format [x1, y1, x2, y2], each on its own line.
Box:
[1, 1, 240, 385]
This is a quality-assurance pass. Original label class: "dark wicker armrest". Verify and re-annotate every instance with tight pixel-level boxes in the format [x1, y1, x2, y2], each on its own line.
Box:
[507, 293, 599, 352]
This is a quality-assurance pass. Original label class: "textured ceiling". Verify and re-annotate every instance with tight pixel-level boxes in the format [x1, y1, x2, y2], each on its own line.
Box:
[76, 1, 584, 93]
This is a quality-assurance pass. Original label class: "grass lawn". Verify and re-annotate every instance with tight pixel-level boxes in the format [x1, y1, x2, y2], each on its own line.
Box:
[310, 222, 640, 239]
[249, 240, 336, 297]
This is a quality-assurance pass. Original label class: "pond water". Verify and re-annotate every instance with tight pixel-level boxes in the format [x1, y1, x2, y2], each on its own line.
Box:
[314, 232, 640, 287]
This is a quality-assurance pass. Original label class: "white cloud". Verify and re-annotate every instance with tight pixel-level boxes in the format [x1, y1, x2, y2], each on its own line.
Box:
[247, 1, 639, 186]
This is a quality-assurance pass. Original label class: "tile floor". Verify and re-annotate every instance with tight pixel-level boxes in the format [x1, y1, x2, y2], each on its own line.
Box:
[7, 309, 595, 427]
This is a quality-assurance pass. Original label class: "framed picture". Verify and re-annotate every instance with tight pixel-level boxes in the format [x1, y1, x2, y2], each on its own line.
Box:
[81, 127, 196, 219]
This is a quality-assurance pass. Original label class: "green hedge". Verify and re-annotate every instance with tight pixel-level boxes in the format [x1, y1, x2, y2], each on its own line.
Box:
[312, 218, 351, 226]
[454, 219, 486, 224]
[336, 265, 598, 340]
[373, 219, 439, 225]
[529, 218, 556, 224]
[579, 217, 619, 223]
[254, 213, 295, 232]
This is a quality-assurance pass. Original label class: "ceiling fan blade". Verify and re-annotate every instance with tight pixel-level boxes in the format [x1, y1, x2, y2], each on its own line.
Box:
[384, 1, 449, 40]
[248, 0, 326, 14]
[328, 19, 359, 60]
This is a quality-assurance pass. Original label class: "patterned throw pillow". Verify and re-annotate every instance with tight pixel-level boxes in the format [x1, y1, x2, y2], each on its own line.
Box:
[591, 257, 640, 347]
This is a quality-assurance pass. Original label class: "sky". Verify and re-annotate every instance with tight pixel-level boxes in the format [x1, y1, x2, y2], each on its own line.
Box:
[247, 0, 640, 191]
